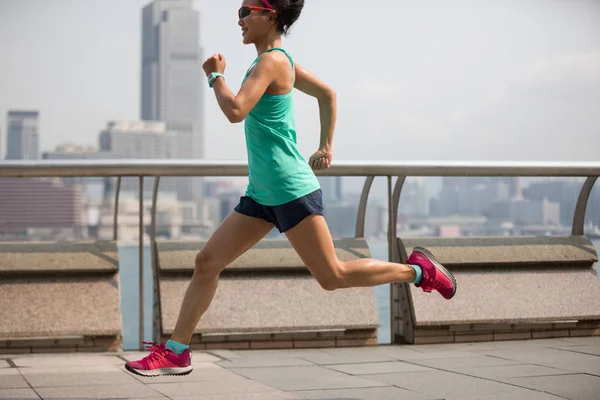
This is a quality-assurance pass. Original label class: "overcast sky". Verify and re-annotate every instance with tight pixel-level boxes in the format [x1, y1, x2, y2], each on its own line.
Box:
[1, 0, 599, 165]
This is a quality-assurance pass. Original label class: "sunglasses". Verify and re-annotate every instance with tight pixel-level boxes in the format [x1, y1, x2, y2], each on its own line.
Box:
[238, 0, 276, 20]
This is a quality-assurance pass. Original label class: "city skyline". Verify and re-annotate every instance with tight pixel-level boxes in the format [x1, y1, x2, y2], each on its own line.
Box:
[0, 0, 598, 166]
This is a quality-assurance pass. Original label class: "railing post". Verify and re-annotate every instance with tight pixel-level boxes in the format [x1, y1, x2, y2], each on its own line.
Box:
[355, 176, 375, 238]
[138, 176, 144, 350]
[389, 176, 410, 344]
[113, 177, 121, 241]
[572, 177, 597, 235]
[150, 177, 162, 344]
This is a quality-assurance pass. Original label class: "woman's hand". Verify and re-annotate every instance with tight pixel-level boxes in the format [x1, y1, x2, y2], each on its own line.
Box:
[203, 53, 226, 76]
[309, 148, 332, 171]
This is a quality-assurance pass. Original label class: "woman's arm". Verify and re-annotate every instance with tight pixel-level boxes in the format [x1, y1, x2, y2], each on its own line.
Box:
[204, 53, 280, 124]
[294, 64, 337, 169]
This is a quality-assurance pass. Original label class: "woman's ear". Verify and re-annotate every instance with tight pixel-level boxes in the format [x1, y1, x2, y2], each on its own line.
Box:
[268, 11, 278, 28]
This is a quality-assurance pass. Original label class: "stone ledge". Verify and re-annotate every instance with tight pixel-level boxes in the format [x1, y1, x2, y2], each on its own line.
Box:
[401, 236, 598, 268]
[0, 241, 119, 275]
[409, 320, 600, 344]
[160, 275, 379, 336]
[408, 267, 600, 326]
[0, 335, 122, 354]
[157, 238, 371, 272]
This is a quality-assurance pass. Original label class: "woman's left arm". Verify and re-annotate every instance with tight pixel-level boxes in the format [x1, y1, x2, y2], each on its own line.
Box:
[203, 53, 279, 124]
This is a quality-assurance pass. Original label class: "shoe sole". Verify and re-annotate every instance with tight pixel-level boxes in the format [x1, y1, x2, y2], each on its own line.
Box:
[125, 363, 193, 377]
[413, 246, 457, 299]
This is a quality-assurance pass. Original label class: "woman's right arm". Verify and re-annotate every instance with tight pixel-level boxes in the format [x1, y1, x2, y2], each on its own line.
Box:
[294, 64, 337, 170]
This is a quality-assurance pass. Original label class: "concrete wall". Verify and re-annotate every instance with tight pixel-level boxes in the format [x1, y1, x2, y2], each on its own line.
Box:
[0, 241, 122, 354]
[393, 236, 600, 344]
[155, 238, 380, 350]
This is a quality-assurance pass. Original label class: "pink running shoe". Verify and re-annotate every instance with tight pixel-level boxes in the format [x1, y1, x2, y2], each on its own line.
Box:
[407, 247, 457, 300]
[125, 342, 192, 377]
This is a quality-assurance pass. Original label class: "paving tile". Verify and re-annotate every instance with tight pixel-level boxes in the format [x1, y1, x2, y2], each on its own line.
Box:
[0, 388, 41, 399]
[421, 338, 572, 352]
[171, 392, 300, 400]
[325, 361, 432, 375]
[148, 374, 280, 397]
[23, 371, 140, 388]
[36, 383, 162, 399]
[553, 345, 600, 357]
[131, 366, 241, 384]
[127, 398, 170, 400]
[297, 350, 396, 365]
[217, 357, 314, 368]
[500, 373, 600, 400]
[0, 374, 29, 389]
[11, 355, 117, 369]
[0, 368, 20, 376]
[365, 345, 429, 360]
[458, 364, 575, 379]
[233, 349, 330, 359]
[409, 355, 522, 371]
[18, 364, 121, 375]
[207, 350, 243, 360]
[391, 349, 483, 361]
[367, 369, 561, 400]
[0, 360, 9, 368]
[479, 348, 600, 375]
[229, 365, 389, 391]
[294, 386, 441, 400]
[556, 336, 600, 346]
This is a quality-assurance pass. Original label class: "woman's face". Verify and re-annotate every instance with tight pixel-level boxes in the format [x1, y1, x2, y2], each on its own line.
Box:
[238, 0, 277, 45]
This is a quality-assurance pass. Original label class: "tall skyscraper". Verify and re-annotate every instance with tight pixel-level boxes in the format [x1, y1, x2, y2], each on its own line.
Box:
[5, 110, 39, 160]
[141, 0, 204, 202]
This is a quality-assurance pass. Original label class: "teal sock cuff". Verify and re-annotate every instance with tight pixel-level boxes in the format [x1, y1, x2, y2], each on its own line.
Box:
[166, 339, 189, 354]
[410, 264, 423, 284]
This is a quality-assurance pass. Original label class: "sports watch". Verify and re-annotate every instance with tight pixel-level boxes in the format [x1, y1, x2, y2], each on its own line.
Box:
[207, 72, 224, 88]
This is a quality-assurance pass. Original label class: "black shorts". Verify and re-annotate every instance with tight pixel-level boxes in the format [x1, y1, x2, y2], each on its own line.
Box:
[234, 189, 324, 233]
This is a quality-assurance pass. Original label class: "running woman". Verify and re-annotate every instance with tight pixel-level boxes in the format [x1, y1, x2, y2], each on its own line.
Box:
[125, 0, 456, 377]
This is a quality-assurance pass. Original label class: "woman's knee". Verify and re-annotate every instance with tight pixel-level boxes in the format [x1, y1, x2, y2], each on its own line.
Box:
[315, 261, 347, 291]
[193, 251, 223, 281]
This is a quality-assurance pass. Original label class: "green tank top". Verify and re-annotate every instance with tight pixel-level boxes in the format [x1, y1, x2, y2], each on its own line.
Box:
[242, 48, 320, 206]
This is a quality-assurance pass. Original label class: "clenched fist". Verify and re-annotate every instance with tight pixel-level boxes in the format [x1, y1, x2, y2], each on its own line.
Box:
[203, 54, 226, 76]
[308, 149, 332, 171]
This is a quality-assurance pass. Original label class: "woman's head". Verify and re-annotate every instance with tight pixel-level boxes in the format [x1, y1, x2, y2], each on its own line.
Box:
[238, 0, 304, 44]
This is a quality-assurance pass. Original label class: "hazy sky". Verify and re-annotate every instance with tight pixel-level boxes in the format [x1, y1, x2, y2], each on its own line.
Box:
[1, 0, 599, 164]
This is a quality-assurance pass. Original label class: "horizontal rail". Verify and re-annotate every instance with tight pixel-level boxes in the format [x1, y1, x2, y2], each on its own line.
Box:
[1, 160, 600, 178]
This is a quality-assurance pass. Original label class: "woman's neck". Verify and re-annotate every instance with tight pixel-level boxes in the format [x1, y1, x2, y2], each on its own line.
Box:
[255, 33, 283, 55]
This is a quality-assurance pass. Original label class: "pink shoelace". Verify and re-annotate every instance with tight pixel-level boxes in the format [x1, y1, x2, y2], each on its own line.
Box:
[141, 341, 169, 365]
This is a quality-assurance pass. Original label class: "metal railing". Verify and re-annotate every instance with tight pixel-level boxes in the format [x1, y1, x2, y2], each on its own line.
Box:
[1, 159, 599, 347]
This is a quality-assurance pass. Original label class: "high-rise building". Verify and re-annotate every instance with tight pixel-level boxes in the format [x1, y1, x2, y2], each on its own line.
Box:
[0, 178, 84, 240]
[5, 110, 39, 160]
[141, 0, 204, 202]
[99, 120, 178, 196]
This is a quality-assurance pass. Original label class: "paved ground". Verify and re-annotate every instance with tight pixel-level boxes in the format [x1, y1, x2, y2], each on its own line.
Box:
[1, 337, 599, 400]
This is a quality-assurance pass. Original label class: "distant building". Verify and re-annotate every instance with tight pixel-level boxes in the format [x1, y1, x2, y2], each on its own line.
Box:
[141, 0, 205, 203]
[98, 120, 178, 197]
[5, 110, 39, 160]
[0, 178, 84, 240]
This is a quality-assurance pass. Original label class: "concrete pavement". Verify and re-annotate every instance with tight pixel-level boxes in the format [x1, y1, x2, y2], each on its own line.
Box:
[1, 337, 599, 399]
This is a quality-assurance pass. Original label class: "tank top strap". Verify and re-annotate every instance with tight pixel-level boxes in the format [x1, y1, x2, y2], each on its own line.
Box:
[263, 47, 295, 70]
[243, 47, 295, 83]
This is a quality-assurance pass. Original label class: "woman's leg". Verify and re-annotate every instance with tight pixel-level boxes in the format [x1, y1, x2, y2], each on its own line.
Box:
[285, 214, 456, 299]
[125, 211, 274, 376]
[169, 211, 275, 345]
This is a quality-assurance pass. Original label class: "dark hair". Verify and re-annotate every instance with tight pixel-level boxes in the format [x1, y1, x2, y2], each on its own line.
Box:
[269, 0, 304, 35]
